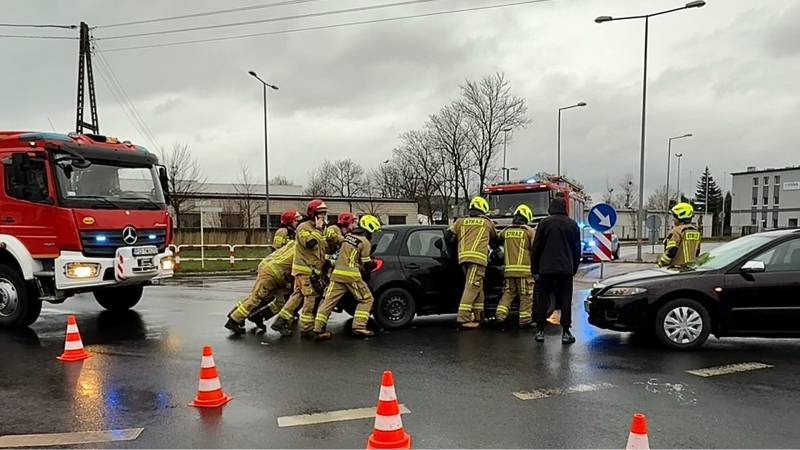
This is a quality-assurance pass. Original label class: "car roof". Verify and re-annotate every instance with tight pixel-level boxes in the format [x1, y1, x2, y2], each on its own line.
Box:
[381, 224, 447, 231]
[749, 228, 800, 238]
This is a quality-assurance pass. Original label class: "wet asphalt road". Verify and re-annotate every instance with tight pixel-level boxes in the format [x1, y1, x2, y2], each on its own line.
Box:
[1, 275, 799, 449]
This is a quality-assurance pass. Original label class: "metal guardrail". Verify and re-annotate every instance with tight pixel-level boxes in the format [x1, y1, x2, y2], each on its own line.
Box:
[174, 244, 275, 269]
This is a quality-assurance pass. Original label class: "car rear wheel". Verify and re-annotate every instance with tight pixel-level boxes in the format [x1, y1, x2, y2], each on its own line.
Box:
[0, 263, 41, 327]
[94, 284, 144, 312]
[374, 287, 416, 330]
[654, 298, 710, 350]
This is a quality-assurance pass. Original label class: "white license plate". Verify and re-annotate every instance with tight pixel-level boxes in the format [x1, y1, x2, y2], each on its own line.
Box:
[132, 246, 158, 256]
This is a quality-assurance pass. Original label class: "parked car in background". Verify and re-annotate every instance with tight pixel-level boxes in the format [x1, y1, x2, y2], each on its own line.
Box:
[586, 229, 800, 350]
[338, 225, 506, 329]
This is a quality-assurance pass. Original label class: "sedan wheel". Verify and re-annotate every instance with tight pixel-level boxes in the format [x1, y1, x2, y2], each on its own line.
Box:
[654, 298, 711, 350]
[374, 288, 416, 330]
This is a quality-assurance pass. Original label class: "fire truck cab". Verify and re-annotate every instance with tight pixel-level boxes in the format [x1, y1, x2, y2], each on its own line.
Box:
[483, 175, 587, 227]
[0, 131, 174, 327]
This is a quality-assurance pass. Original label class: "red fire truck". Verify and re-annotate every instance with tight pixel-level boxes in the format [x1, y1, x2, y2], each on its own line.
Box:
[483, 175, 587, 226]
[0, 131, 174, 327]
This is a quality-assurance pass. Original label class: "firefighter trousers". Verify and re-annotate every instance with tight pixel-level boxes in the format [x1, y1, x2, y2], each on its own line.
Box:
[277, 274, 319, 332]
[314, 279, 373, 332]
[228, 270, 287, 323]
[496, 277, 534, 325]
[457, 263, 486, 323]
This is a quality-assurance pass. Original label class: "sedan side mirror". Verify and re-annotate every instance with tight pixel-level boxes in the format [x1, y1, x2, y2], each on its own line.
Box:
[740, 260, 766, 274]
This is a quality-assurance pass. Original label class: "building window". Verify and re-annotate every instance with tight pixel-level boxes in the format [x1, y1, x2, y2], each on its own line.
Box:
[750, 209, 757, 225]
[259, 214, 281, 229]
[388, 215, 407, 225]
[773, 217, 779, 229]
[789, 218, 798, 228]
[753, 177, 758, 186]
[179, 213, 201, 228]
[764, 176, 770, 186]
[752, 187, 758, 205]
[774, 189, 780, 206]
[221, 213, 243, 228]
[763, 185, 769, 206]
[775, 175, 781, 185]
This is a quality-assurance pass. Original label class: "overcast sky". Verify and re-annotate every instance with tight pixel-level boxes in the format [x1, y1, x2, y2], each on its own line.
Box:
[3, 0, 799, 201]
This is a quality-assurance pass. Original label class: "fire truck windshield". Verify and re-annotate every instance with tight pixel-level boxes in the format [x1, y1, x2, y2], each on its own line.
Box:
[54, 160, 166, 209]
[486, 190, 550, 217]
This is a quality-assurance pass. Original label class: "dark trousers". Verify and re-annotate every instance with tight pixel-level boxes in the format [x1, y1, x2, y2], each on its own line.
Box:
[535, 273, 573, 330]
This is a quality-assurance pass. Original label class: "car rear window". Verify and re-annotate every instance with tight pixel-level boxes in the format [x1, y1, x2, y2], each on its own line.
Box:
[371, 231, 396, 255]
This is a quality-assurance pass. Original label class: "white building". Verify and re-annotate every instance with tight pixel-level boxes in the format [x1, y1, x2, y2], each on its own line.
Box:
[730, 166, 800, 236]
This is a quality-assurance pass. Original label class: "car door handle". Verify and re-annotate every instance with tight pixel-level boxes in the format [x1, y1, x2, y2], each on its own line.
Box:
[404, 263, 420, 269]
[0, 216, 14, 224]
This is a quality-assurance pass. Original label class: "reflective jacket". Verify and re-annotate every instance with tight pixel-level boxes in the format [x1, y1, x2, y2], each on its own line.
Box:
[272, 227, 293, 249]
[331, 233, 371, 283]
[258, 240, 295, 283]
[324, 224, 345, 258]
[659, 223, 701, 267]
[501, 225, 535, 277]
[448, 215, 497, 266]
[292, 220, 326, 276]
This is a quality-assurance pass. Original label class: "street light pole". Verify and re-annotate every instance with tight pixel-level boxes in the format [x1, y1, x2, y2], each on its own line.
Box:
[595, 1, 705, 261]
[501, 127, 512, 182]
[248, 70, 279, 240]
[675, 153, 684, 200]
[557, 102, 587, 177]
[665, 133, 692, 237]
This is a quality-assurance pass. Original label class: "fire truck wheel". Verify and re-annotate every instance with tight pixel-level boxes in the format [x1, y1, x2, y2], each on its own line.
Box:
[93, 284, 144, 311]
[0, 263, 40, 328]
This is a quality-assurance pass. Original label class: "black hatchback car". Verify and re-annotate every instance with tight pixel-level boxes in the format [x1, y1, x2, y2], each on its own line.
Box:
[586, 229, 800, 350]
[339, 225, 506, 329]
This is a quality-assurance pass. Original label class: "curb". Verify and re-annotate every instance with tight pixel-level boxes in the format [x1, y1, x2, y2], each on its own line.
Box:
[172, 270, 255, 278]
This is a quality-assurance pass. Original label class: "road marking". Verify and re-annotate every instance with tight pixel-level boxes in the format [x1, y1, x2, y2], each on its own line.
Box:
[686, 362, 773, 377]
[40, 308, 82, 316]
[277, 404, 410, 428]
[0, 428, 143, 448]
[513, 382, 616, 400]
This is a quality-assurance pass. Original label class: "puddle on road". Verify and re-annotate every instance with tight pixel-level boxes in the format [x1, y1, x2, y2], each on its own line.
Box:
[635, 377, 697, 406]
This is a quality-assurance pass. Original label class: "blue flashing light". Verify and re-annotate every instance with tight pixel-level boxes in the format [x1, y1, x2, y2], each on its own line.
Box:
[95, 235, 108, 242]
[148, 234, 157, 240]
[588, 240, 596, 247]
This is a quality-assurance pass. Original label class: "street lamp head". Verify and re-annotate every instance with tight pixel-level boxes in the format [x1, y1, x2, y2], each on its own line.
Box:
[685, 1, 706, 8]
[675, 153, 683, 157]
[683, 133, 693, 137]
[248, 70, 257, 77]
[502, 127, 513, 132]
[269, 84, 279, 91]
[595, 15, 613, 23]
[577, 102, 587, 107]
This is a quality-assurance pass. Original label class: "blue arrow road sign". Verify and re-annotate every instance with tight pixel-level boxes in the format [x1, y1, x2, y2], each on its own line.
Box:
[588, 203, 617, 232]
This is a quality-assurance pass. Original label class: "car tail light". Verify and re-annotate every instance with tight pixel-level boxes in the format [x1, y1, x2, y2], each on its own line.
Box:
[371, 258, 384, 272]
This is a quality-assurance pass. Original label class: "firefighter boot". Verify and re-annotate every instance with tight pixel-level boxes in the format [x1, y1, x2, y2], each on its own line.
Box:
[270, 317, 293, 337]
[224, 318, 245, 335]
[315, 330, 334, 341]
[352, 328, 375, 338]
[248, 306, 276, 333]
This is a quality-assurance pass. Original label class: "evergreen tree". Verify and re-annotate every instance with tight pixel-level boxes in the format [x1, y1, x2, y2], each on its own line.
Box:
[694, 166, 723, 213]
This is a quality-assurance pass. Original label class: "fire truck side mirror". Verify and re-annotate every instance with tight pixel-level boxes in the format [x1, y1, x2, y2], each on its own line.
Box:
[157, 165, 171, 205]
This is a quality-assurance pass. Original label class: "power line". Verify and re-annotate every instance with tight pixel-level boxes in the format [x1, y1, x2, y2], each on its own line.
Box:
[103, 0, 553, 52]
[96, 0, 450, 40]
[0, 23, 76, 29]
[0, 34, 76, 40]
[96, 0, 330, 29]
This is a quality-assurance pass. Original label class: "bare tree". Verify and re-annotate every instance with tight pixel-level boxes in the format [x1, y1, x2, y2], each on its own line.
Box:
[396, 130, 443, 219]
[428, 103, 473, 205]
[457, 73, 530, 194]
[304, 164, 333, 196]
[615, 173, 639, 209]
[370, 160, 417, 200]
[233, 164, 260, 244]
[160, 142, 205, 227]
[646, 185, 670, 211]
[303, 159, 367, 198]
[353, 178, 383, 217]
[269, 175, 293, 186]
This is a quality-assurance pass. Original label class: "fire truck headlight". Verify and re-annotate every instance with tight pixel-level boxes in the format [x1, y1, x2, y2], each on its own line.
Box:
[160, 257, 175, 271]
[65, 262, 100, 279]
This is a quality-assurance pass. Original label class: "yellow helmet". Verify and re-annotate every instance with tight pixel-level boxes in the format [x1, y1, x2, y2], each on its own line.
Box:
[514, 204, 533, 223]
[359, 214, 382, 233]
[469, 196, 490, 214]
[671, 202, 694, 221]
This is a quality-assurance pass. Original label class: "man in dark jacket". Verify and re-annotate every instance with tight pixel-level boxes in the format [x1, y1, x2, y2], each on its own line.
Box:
[531, 196, 582, 344]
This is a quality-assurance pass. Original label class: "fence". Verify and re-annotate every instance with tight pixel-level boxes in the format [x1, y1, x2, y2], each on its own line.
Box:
[174, 244, 275, 270]
[174, 228, 272, 245]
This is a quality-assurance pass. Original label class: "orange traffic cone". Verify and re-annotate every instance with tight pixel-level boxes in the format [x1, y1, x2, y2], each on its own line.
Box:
[367, 370, 411, 449]
[625, 413, 650, 450]
[57, 315, 91, 362]
[189, 346, 232, 408]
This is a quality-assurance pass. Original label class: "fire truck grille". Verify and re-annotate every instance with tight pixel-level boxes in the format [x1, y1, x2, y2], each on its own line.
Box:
[80, 229, 167, 257]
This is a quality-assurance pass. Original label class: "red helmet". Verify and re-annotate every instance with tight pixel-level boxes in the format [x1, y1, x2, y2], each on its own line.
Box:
[280, 210, 300, 226]
[338, 212, 355, 227]
[307, 199, 328, 218]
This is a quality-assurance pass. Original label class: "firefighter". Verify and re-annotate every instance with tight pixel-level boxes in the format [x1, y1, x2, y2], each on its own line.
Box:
[273, 210, 301, 249]
[445, 196, 498, 329]
[325, 213, 355, 255]
[224, 240, 295, 334]
[313, 214, 381, 340]
[659, 202, 702, 268]
[495, 204, 536, 328]
[271, 199, 329, 337]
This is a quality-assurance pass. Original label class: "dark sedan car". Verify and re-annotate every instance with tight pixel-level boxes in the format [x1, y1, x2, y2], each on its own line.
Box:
[586, 229, 800, 350]
[339, 225, 506, 329]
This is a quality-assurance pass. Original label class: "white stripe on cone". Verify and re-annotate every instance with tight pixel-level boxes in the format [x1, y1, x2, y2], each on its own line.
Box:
[198, 377, 222, 392]
[66, 324, 79, 333]
[626, 432, 650, 450]
[200, 355, 215, 368]
[64, 339, 84, 351]
[373, 413, 403, 432]
[379, 385, 397, 401]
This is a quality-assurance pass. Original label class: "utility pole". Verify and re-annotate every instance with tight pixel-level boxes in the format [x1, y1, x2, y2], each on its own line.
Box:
[75, 22, 99, 134]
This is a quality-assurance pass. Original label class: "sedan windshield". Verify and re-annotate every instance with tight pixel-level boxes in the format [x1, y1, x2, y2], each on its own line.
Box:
[54, 160, 166, 209]
[692, 234, 773, 270]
